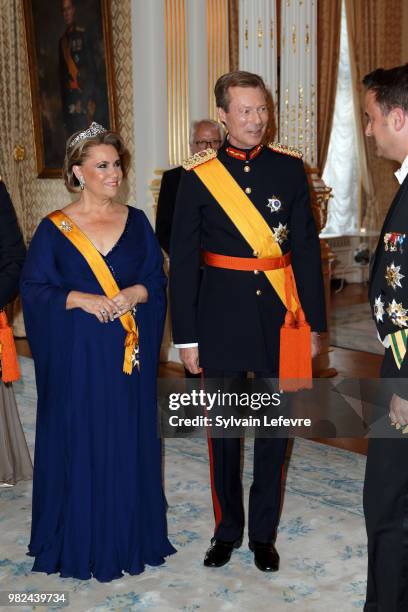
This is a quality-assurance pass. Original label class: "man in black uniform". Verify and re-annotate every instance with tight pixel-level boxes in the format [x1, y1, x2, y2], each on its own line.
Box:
[59, 0, 96, 136]
[170, 71, 326, 571]
[0, 179, 26, 309]
[363, 63, 408, 611]
[156, 119, 225, 255]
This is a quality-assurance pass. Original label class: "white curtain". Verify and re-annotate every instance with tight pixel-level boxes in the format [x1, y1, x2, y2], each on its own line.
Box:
[321, 1, 360, 236]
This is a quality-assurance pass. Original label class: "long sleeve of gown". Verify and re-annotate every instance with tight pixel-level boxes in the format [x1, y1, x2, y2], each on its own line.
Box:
[20, 220, 70, 315]
[135, 211, 167, 359]
[20, 219, 73, 391]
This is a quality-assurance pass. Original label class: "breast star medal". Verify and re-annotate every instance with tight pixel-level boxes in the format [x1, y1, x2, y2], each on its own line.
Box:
[59, 220, 72, 232]
[384, 232, 406, 253]
[387, 299, 408, 328]
[267, 196, 282, 213]
[272, 222, 289, 245]
[373, 295, 385, 323]
[385, 262, 404, 290]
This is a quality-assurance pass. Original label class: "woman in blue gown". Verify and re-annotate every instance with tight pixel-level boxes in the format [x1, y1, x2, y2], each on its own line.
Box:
[20, 123, 176, 581]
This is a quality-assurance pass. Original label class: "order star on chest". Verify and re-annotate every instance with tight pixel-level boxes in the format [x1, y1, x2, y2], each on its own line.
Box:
[385, 261, 404, 290]
[272, 222, 289, 245]
[387, 299, 408, 328]
[373, 295, 385, 323]
[267, 196, 282, 213]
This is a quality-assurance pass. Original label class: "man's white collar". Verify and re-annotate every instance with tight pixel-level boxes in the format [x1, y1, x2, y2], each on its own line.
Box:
[395, 155, 408, 185]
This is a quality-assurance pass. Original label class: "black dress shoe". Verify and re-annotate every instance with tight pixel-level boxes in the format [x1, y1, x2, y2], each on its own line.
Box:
[249, 541, 280, 572]
[203, 537, 242, 567]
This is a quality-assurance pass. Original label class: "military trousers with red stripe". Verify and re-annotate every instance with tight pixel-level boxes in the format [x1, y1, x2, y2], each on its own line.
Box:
[204, 369, 288, 544]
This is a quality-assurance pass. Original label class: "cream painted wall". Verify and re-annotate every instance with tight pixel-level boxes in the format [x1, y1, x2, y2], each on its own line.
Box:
[131, 0, 168, 224]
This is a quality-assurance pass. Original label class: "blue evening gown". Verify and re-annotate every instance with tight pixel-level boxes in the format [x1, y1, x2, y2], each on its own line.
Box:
[20, 206, 176, 581]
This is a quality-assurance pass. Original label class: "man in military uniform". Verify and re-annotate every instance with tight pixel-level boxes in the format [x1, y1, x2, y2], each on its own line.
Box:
[156, 119, 225, 255]
[170, 71, 326, 571]
[363, 63, 408, 611]
[59, 0, 96, 135]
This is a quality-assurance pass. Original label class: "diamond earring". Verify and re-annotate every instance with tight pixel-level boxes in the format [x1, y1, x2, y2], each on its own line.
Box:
[78, 176, 85, 190]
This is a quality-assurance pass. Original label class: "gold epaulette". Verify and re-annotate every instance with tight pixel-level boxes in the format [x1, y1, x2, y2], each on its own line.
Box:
[268, 142, 303, 159]
[182, 148, 217, 171]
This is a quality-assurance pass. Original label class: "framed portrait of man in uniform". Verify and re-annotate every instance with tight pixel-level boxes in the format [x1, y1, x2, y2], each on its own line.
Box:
[23, 0, 117, 178]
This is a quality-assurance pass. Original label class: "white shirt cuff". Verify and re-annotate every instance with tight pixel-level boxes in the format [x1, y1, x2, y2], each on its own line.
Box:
[377, 330, 390, 348]
[174, 342, 199, 348]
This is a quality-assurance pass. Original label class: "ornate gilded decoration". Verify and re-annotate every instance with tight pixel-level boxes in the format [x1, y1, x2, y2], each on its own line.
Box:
[257, 19, 263, 48]
[268, 142, 303, 159]
[305, 24, 310, 52]
[13, 145, 25, 161]
[182, 148, 217, 171]
[306, 170, 332, 234]
[385, 262, 404, 290]
[292, 25, 297, 54]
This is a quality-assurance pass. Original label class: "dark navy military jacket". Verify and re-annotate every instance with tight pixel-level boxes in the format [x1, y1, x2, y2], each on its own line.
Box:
[369, 175, 408, 379]
[170, 141, 326, 372]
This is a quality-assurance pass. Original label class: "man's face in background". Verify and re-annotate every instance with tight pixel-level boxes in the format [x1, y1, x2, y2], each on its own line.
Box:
[191, 123, 224, 154]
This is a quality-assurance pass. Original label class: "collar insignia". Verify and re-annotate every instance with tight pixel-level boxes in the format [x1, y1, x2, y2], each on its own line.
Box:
[225, 144, 263, 161]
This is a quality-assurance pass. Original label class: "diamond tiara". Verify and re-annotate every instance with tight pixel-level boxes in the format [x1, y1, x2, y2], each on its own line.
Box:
[68, 122, 108, 149]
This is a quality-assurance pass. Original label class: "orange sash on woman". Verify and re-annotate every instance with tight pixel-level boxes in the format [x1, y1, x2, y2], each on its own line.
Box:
[48, 210, 139, 375]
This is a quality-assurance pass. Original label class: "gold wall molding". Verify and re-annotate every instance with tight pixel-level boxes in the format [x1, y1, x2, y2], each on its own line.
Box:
[207, 0, 229, 120]
[257, 19, 263, 48]
[165, 0, 190, 166]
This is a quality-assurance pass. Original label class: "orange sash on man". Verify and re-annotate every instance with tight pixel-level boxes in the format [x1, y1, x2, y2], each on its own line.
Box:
[192, 157, 312, 390]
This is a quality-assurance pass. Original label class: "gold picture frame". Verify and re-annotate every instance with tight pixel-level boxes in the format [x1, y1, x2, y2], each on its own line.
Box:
[23, 0, 117, 178]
